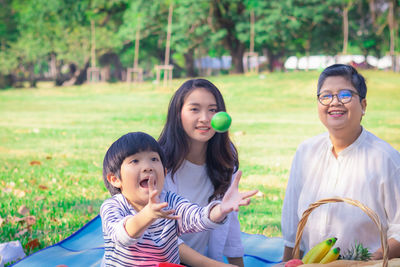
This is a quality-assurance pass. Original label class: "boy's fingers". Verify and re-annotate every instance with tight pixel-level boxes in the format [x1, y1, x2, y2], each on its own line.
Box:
[166, 214, 180, 220]
[153, 202, 168, 210]
[149, 189, 158, 203]
[163, 209, 176, 216]
[148, 176, 155, 191]
[160, 209, 180, 220]
[163, 208, 175, 214]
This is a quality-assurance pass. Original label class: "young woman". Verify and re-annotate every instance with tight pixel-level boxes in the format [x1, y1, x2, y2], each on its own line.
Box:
[159, 79, 245, 266]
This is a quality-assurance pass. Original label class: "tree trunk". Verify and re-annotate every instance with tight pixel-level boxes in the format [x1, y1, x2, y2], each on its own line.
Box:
[250, 9, 255, 53]
[57, 61, 90, 86]
[387, 0, 396, 71]
[184, 48, 196, 77]
[75, 62, 90, 85]
[305, 39, 311, 72]
[28, 63, 37, 88]
[342, 5, 349, 55]
[369, 0, 376, 27]
[61, 64, 80, 86]
[211, 0, 246, 74]
[230, 42, 245, 73]
[164, 4, 173, 66]
[99, 52, 124, 81]
[50, 53, 57, 78]
[265, 48, 275, 72]
[0, 73, 15, 89]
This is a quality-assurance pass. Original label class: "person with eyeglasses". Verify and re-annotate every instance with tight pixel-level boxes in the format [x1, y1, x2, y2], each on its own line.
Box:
[281, 64, 400, 262]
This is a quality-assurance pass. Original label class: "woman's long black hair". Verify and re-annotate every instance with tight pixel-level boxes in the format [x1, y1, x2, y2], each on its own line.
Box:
[158, 79, 239, 202]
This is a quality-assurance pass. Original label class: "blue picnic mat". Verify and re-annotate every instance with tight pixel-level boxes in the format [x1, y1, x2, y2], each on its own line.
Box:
[12, 215, 284, 266]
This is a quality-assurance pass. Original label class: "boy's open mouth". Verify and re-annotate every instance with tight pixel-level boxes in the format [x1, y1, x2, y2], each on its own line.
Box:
[139, 179, 151, 188]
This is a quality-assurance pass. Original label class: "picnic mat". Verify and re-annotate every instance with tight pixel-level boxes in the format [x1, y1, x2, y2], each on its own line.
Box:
[12, 215, 284, 267]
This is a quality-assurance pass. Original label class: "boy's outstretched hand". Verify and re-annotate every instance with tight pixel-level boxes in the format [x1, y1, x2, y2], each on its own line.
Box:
[145, 175, 180, 220]
[210, 170, 258, 223]
[125, 176, 179, 239]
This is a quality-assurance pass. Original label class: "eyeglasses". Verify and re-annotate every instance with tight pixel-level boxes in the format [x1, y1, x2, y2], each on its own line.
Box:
[317, 89, 359, 106]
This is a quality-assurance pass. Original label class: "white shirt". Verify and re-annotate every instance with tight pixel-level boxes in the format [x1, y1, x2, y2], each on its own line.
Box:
[164, 160, 244, 261]
[281, 128, 400, 254]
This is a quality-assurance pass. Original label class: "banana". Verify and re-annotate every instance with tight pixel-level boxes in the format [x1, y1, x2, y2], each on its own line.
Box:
[320, 247, 340, 264]
[302, 237, 337, 264]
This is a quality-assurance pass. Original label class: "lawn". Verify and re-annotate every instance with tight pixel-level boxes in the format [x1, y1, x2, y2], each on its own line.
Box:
[0, 70, 399, 256]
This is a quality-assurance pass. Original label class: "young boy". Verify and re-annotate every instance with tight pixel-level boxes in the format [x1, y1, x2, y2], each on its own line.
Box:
[100, 132, 257, 266]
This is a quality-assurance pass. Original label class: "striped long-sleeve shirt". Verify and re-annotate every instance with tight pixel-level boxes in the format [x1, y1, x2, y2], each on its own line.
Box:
[100, 191, 223, 267]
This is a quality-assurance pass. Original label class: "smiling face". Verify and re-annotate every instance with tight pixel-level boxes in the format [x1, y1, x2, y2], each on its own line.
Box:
[108, 150, 165, 211]
[318, 76, 367, 135]
[181, 87, 218, 146]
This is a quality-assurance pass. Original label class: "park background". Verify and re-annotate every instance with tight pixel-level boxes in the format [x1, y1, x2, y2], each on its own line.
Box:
[1, 0, 400, 260]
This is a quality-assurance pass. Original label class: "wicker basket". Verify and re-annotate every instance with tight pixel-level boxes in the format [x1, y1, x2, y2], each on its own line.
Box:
[292, 197, 389, 267]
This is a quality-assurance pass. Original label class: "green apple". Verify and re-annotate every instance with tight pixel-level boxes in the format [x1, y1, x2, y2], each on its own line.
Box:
[211, 111, 232, 133]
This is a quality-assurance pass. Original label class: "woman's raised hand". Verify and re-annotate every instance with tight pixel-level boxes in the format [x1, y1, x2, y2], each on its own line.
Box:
[220, 170, 258, 214]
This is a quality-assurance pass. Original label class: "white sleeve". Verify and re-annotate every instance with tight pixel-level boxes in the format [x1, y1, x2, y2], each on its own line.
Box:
[384, 167, 400, 242]
[165, 192, 223, 235]
[177, 237, 185, 246]
[163, 173, 177, 192]
[223, 211, 244, 258]
[281, 149, 302, 249]
[222, 173, 244, 257]
[100, 199, 139, 246]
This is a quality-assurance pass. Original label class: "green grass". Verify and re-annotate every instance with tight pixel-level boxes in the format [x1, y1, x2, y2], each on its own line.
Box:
[1, 70, 399, 256]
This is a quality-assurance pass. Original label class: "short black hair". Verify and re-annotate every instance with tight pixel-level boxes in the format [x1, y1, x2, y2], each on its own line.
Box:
[317, 64, 367, 100]
[102, 132, 166, 196]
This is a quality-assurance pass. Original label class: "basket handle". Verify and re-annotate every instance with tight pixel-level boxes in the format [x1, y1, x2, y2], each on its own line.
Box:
[292, 197, 388, 267]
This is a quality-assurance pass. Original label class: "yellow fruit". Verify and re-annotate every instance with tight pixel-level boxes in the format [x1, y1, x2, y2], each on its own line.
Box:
[302, 237, 337, 264]
[320, 247, 340, 264]
[302, 238, 330, 263]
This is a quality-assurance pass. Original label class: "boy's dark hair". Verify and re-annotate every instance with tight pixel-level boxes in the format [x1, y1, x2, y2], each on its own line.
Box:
[317, 64, 367, 100]
[158, 79, 239, 202]
[103, 132, 166, 196]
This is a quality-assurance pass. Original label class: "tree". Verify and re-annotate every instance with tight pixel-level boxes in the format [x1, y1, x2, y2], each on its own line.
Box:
[0, 0, 19, 88]
[172, 0, 214, 76]
[11, 0, 67, 86]
[387, 0, 398, 70]
[118, 0, 173, 77]
[1, 0, 399, 88]
[208, 0, 248, 73]
[249, 0, 343, 72]
[342, 0, 355, 54]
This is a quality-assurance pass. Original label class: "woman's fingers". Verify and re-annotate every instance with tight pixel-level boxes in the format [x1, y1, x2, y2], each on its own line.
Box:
[239, 198, 251, 207]
[224, 206, 234, 214]
[230, 199, 251, 211]
[241, 190, 258, 199]
[233, 170, 242, 187]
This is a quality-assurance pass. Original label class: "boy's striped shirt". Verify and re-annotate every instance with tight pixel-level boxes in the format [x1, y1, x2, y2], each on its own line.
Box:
[100, 191, 222, 266]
